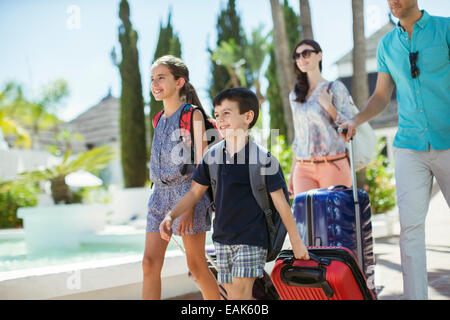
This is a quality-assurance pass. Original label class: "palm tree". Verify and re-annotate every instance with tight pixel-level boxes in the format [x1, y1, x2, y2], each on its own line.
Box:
[0, 110, 31, 149]
[351, 0, 369, 109]
[12, 145, 115, 204]
[245, 25, 270, 105]
[352, 0, 369, 187]
[0, 81, 66, 149]
[269, 0, 295, 143]
[211, 39, 246, 88]
[299, 0, 314, 39]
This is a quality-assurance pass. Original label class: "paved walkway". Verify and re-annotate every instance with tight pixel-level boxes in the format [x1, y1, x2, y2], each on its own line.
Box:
[169, 188, 450, 300]
[375, 188, 450, 300]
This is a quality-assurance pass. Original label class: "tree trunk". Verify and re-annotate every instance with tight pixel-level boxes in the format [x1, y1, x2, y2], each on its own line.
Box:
[352, 0, 369, 187]
[351, 0, 369, 109]
[269, 0, 295, 143]
[51, 175, 72, 204]
[299, 0, 314, 40]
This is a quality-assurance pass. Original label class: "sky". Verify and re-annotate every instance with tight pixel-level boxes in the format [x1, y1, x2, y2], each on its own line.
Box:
[0, 0, 449, 122]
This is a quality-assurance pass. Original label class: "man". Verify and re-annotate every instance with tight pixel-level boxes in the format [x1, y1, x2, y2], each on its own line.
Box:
[340, 0, 449, 300]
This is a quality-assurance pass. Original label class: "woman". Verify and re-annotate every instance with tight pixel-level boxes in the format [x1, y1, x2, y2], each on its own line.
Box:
[287, 39, 354, 197]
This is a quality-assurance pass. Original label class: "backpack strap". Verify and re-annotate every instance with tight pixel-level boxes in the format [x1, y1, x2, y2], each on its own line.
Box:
[152, 110, 164, 129]
[205, 140, 225, 203]
[179, 104, 222, 168]
[248, 140, 272, 214]
[180, 104, 204, 167]
[179, 103, 194, 145]
[248, 140, 278, 238]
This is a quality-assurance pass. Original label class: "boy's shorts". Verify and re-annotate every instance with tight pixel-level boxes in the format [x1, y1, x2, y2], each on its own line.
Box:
[214, 242, 267, 284]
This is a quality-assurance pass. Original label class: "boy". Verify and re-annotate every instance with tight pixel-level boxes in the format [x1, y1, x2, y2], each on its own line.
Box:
[160, 87, 309, 300]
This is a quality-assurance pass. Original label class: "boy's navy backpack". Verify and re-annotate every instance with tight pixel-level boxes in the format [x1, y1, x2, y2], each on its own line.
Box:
[152, 103, 222, 174]
[205, 139, 289, 262]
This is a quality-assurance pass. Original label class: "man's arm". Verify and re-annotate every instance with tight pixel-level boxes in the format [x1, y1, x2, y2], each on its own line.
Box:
[341, 72, 395, 141]
[270, 188, 309, 260]
[159, 181, 209, 241]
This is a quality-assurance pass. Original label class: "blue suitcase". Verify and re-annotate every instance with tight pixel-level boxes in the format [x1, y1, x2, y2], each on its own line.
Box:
[293, 186, 375, 284]
[292, 136, 376, 290]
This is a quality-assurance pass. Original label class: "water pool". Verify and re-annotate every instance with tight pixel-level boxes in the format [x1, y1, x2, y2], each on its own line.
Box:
[0, 231, 213, 273]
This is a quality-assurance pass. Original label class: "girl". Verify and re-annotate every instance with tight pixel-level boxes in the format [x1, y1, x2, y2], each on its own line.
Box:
[142, 55, 220, 300]
[287, 39, 354, 197]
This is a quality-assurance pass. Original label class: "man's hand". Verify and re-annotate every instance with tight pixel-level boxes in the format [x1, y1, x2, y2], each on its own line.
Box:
[339, 118, 358, 142]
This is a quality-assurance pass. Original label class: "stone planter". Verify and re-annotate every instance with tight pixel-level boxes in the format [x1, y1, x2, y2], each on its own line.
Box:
[108, 187, 151, 224]
[17, 204, 109, 253]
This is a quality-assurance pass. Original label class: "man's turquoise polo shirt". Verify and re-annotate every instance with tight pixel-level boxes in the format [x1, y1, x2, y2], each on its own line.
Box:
[376, 10, 450, 151]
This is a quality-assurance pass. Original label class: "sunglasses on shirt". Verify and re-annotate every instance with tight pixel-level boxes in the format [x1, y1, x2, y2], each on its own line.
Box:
[293, 49, 318, 60]
[409, 51, 420, 78]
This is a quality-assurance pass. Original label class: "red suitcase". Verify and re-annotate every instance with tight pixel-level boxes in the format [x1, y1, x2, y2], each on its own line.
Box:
[271, 247, 376, 300]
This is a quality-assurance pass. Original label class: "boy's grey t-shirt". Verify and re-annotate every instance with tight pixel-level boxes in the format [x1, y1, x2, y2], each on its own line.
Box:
[192, 141, 286, 249]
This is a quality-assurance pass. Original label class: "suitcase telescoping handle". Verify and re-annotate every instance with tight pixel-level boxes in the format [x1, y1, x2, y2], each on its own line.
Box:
[338, 127, 364, 268]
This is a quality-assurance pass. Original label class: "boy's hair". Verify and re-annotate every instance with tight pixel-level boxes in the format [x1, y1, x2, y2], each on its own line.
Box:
[213, 87, 260, 129]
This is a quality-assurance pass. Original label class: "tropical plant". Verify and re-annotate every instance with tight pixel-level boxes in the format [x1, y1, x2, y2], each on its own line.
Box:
[0, 110, 31, 149]
[270, 135, 293, 184]
[0, 82, 32, 148]
[364, 139, 396, 214]
[208, 0, 250, 100]
[45, 127, 84, 156]
[211, 24, 270, 104]
[0, 181, 39, 228]
[11, 145, 115, 204]
[0, 79, 69, 149]
[211, 39, 246, 88]
[245, 25, 270, 105]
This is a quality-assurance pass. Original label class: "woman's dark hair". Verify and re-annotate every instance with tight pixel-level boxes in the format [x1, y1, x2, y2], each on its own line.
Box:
[152, 55, 203, 108]
[292, 39, 323, 103]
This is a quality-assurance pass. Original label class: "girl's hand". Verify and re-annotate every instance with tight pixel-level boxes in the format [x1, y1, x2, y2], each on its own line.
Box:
[159, 215, 173, 242]
[177, 207, 194, 236]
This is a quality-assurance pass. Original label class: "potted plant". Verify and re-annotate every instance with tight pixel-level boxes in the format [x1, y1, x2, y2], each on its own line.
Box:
[7, 145, 116, 252]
